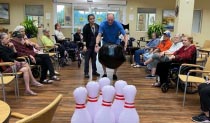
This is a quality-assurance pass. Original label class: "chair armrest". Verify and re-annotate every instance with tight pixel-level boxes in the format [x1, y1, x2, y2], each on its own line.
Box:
[0, 62, 14, 66]
[16, 57, 28, 62]
[54, 43, 61, 46]
[181, 63, 203, 68]
[11, 112, 28, 119]
[188, 70, 210, 74]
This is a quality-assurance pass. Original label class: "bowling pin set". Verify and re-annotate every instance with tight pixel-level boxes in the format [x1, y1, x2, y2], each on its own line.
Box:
[71, 77, 140, 123]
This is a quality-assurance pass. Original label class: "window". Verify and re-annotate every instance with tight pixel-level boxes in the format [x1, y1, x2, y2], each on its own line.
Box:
[136, 8, 156, 31]
[192, 10, 202, 33]
[25, 5, 44, 27]
[57, 4, 72, 26]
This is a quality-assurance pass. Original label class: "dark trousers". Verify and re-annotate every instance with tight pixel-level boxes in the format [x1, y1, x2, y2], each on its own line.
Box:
[198, 83, 210, 112]
[34, 54, 55, 81]
[156, 61, 173, 85]
[84, 47, 97, 74]
[49, 45, 65, 58]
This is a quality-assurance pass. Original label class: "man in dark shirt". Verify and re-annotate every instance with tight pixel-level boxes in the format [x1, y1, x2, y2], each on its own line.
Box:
[83, 14, 100, 78]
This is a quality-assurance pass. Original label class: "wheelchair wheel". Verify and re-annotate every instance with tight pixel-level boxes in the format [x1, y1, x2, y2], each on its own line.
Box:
[32, 68, 40, 78]
[161, 83, 169, 93]
[179, 66, 198, 94]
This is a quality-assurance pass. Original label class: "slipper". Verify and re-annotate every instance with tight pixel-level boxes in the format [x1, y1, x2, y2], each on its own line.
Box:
[41, 79, 54, 84]
[152, 82, 161, 87]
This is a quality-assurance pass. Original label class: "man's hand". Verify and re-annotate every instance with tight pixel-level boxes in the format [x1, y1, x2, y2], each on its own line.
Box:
[159, 52, 165, 57]
[124, 45, 127, 52]
[95, 44, 100, 53]
[83, 46, 87, 52]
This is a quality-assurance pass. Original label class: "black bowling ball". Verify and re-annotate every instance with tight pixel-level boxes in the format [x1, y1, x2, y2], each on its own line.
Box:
[98, 43, 126, 69]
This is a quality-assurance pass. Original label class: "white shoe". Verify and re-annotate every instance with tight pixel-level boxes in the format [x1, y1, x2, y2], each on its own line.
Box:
[130, 63, 136, 66]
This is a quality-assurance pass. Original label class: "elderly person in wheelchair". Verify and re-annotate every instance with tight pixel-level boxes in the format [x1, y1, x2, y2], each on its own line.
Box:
[152, 34, 197, 88]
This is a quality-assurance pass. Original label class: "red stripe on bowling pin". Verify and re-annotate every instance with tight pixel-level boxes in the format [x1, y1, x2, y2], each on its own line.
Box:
[102, 100, 112, 107]
[76, 103, 86, 109]
[124, 102, 135, 108]
[115, 94, 125, 100]
[88, 96, 98, 102]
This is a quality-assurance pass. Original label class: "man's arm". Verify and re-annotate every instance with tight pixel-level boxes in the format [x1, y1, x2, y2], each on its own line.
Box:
[95, 33, 102, 47]
[123, 34, 128, 48]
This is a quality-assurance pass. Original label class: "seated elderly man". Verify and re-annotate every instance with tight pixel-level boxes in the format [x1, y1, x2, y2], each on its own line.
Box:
[134, 31, 172, 68]
[143, 33, 183, 78]
[11, 26, 60, 84]
[41, 28, 67, 66]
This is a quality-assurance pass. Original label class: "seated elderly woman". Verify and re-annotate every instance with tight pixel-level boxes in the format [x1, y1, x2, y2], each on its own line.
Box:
[0, 33, 43, 96]
[10, 26, 60, 84]
[143, 33, 183, 78]
[153, 34, 197, 87]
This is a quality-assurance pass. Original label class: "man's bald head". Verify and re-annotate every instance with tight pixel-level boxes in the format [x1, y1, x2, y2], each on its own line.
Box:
[107, 13, 115, 25]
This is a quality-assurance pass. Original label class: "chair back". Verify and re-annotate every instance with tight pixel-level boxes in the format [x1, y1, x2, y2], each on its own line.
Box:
[52, 35, 59, 43]
[202, 40, 210, 49]
[16, 94, 63, 123]
[203, 57, 210, 77]
[190, 49, 197, 64]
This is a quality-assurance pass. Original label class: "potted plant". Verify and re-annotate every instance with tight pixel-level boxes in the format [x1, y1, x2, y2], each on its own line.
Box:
[21, 19, 38, 38]
[147, 22, 164, 39]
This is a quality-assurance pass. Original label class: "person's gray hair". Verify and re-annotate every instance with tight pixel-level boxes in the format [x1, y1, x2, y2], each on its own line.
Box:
[0, 32, 7, 40]
[174, 33, 182, 41]
[107, 13, 115, 18]
[14, 25, 25, 32]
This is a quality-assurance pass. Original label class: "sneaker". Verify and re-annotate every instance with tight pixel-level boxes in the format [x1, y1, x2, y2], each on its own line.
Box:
[145, 74, 156, 79]
[139, 62, 146, 66]
[92, 72, 100, 76]
[192, 114, 210, 123]
[85, 73, 89, 78]
[113, 74, 118, 80]
[130, 63, 136, 67]
[102, 74, 107, 77]
[133, 65, 141, 68]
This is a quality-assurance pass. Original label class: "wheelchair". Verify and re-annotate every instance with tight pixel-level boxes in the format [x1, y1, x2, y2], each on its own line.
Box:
[158, 52, 198, 93]
[52, 35, 82, 68]
[160, 63, 198, 94]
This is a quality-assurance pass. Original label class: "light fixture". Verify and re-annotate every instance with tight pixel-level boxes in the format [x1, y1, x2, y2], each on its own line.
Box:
[87, 0, 93, 2]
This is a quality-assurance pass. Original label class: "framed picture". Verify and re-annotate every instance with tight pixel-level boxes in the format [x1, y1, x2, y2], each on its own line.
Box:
[0, 3, 10, 24]
[162, 10, 175, 31]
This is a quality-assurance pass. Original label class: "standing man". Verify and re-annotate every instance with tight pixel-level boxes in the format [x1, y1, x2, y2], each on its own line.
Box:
[83, 14, 100, 78]
[95, 13, 128, 80]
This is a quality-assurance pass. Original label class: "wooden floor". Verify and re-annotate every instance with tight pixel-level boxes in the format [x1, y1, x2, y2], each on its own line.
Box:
[3, 57, 201, 123]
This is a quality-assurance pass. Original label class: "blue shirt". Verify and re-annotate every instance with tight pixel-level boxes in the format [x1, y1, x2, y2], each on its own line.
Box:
[99, 20, 125, 45]
[146, 38, 160, 48]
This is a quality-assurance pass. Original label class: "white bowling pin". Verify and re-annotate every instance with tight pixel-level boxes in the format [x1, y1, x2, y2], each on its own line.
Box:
[118, 85, 140, 123]
[86, 81, 100, 120]
[94, 85, 115, 123]
[97, 77, 111, 106]
[111, 80, 127, 123]
[71, 87, 92, 123]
